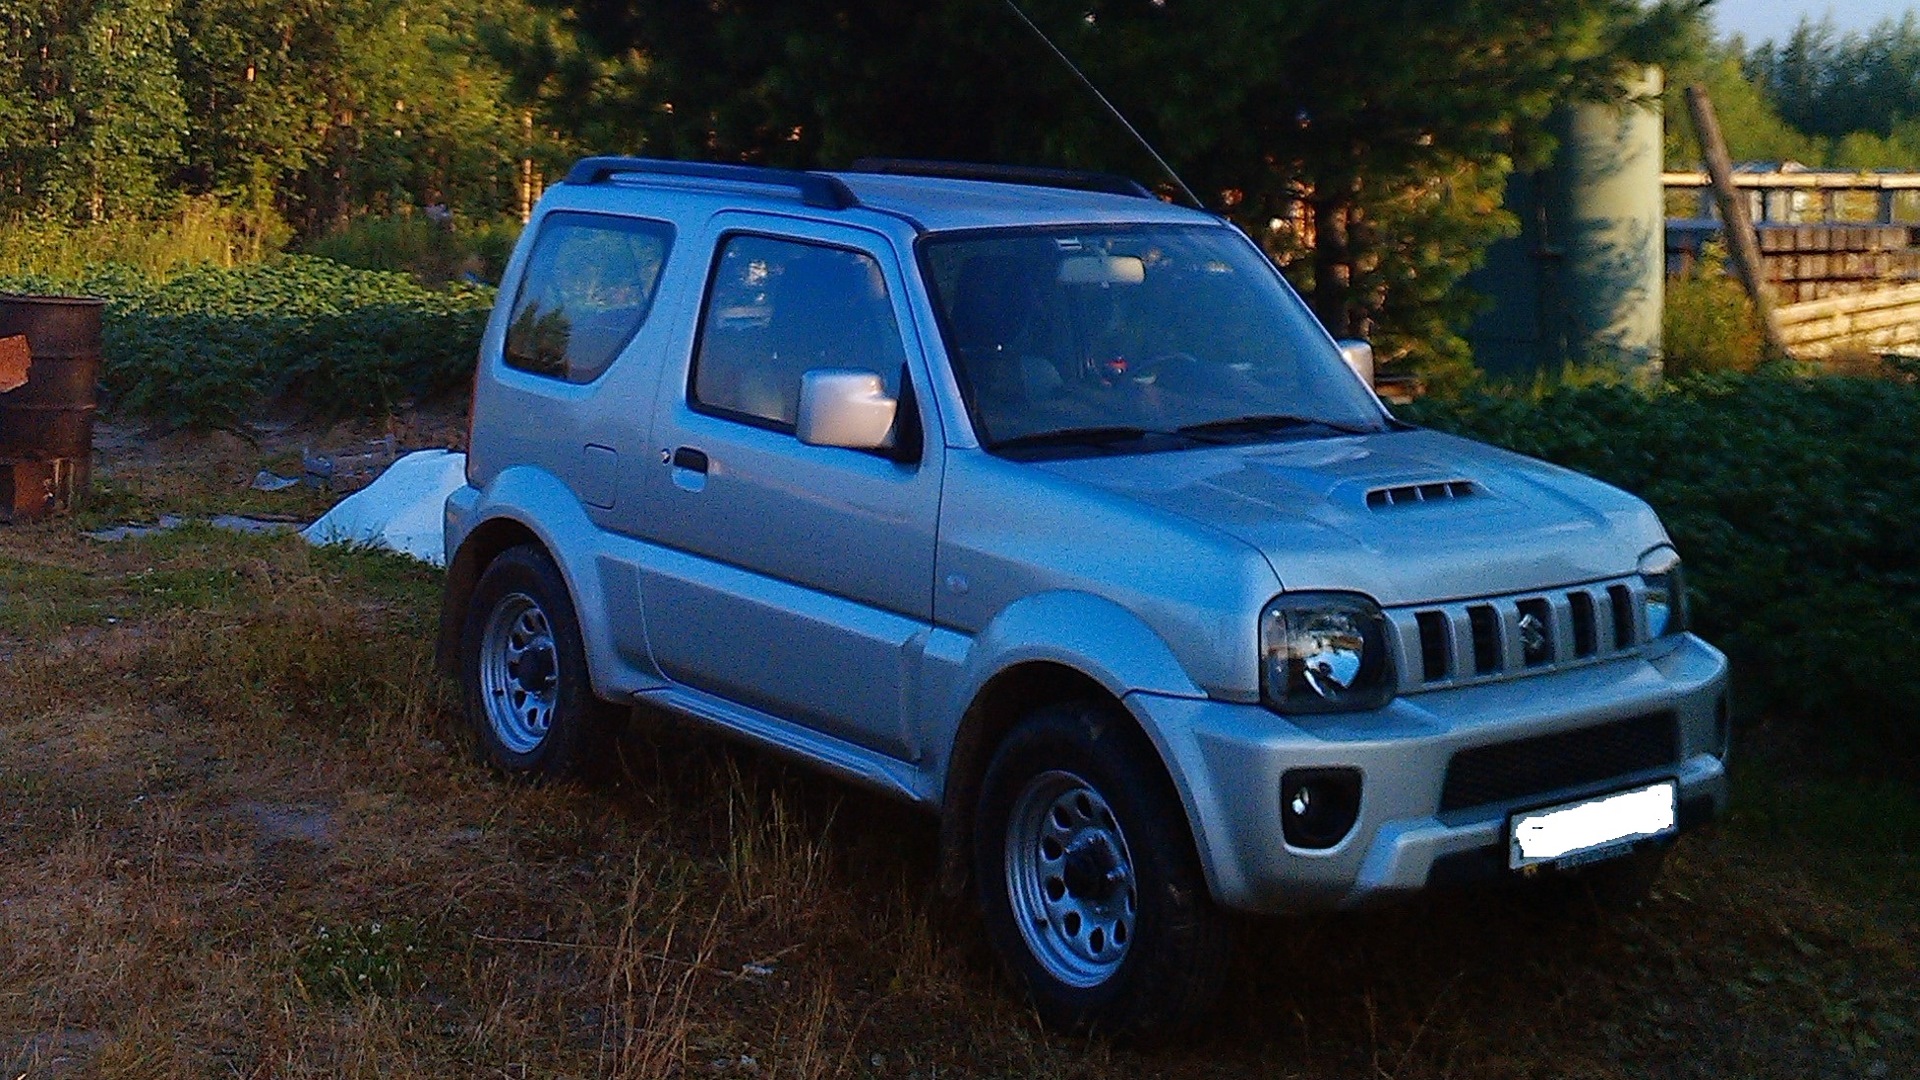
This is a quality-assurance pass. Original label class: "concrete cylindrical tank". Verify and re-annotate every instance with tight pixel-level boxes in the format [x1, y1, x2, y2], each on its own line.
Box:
[0, 293, 104, 519]
[1545, 66, 1666, 376]
[1465, 67, 1667, 379]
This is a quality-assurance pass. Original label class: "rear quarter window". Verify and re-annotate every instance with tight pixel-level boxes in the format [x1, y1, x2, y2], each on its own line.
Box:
[503, 212, 674, 383]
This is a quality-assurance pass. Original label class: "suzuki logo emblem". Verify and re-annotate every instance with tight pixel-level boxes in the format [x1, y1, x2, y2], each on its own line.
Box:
[1518, 612, 1548, 656]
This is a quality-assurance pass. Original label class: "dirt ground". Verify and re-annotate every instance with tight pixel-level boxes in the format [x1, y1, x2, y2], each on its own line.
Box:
[1, 419, 1915, 1078]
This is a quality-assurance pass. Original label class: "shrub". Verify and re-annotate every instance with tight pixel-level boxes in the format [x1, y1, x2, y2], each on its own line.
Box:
[1406, 373, 1920, 777]
[1663, 244, 1765, 378]
[303, 212, 522, 285]
[0, 257, 494, 429]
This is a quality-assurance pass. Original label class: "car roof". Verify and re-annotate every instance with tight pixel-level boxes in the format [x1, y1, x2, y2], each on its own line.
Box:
[825, 171, 1222, 233]
[548, 157, 1224, 235]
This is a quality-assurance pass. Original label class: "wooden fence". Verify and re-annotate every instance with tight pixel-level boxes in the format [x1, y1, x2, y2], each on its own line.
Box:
[1774, 283, 1920, 359]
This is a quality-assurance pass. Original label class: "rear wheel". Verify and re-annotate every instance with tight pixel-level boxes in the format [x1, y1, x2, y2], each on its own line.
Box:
[460, 545, 617, 778]
[974, 702, 1229, 1040]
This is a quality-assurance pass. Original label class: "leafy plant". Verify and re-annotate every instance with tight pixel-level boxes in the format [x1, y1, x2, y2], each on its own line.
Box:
[0, 256, 494, 429]
[1406, 372, 1920, 777]
[294, 920, 423, 1001]
[302, 212, 521, 286]
[1663, 241, 1765, 378]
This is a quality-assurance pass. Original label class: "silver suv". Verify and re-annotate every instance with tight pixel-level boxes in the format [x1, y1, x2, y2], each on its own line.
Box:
[439, 157, 1731, 1038]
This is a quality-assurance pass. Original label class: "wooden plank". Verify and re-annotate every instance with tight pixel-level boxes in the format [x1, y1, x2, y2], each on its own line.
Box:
[1777, 300, 1920, 346]
[1774, 282, 1920, 324]
[1793, 321, 1920, 359]
[1664, 171, 1920, 191]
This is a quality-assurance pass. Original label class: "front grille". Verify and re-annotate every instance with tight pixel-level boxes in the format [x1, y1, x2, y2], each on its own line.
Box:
[1415, 610, 1451, 681]
[1438, 712, 1680, 813]
[1569, 590, 1598, 657]
[1467, 604, 1502, 674]
[1397, 576, 1642, 690]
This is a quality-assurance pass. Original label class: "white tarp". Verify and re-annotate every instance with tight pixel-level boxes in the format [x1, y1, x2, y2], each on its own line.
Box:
[302, 449, 466, 566]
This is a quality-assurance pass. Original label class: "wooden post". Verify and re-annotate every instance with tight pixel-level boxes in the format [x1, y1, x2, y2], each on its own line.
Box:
[1686, 84, 1790, 359]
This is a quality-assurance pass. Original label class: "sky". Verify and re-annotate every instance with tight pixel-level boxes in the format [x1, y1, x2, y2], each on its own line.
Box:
[1713, 0, 1919, 44]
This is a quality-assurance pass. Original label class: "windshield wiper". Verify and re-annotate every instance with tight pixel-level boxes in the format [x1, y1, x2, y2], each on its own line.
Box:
[988, 425, 1163, 454]
[1175, 413, 1377, 441]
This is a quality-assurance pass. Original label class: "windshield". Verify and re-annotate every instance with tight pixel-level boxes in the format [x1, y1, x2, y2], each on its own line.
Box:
[921, 225, 1388, 457]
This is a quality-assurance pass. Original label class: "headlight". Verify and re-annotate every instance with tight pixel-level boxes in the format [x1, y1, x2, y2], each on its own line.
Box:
[1639, 547, 1689, 638]
[1260, 593, 1395, 713]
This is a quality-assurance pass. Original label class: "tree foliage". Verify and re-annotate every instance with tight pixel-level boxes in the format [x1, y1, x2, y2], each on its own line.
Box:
[3, 0, 1705, 385]
[1745, 14, 1920, 141]
[1662, 22, 1817, 168]
[1, 0, 189, 220]
[1666, 13, 1920, 172]
[2, 0, 556, 230]
[536, 0, 1696, 383]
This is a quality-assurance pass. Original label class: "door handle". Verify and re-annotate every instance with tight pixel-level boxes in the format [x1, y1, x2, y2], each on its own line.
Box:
[670, 446, 709, 473]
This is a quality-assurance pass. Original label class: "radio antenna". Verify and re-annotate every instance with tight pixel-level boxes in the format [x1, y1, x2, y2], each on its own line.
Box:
[1000, 0, 1205, 210]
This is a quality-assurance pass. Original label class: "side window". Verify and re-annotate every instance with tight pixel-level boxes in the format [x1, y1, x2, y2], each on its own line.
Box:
[692, 234, 906, 430]
[503, 212, 674, 383]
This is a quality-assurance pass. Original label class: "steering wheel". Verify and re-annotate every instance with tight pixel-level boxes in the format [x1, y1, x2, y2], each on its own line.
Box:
[1125, 351, 1202, 386]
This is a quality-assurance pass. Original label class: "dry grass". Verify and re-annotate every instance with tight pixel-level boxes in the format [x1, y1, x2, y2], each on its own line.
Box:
[1, 431, 1915, 1078]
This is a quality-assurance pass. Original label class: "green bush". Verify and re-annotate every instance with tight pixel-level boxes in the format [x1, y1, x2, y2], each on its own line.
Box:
[1405, 372, 1920, 776]
[1, 257, 494, 429]
[1663, 245, 1766, 378]
[302, 212, 521, 286]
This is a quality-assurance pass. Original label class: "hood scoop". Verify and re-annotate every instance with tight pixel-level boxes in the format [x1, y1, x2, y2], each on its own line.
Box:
[1365, 479, 1478, 510]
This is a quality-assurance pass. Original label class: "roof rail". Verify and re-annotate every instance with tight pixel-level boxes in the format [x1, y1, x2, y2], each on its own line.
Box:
[562, 156, 858, 210]
[847, 158, 1155, 200]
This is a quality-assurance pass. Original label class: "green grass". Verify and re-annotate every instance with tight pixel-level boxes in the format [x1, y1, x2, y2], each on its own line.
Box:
[0, 405, 1913, 1078]
[301, 212, 521, 286]
[0, 197, 287, 280]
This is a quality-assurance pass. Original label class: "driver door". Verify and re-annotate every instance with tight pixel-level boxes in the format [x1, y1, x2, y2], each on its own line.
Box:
[637, 214, 942, 761]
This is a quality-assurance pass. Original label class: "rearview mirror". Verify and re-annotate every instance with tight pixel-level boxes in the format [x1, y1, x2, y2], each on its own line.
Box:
[796, 369, 897, 450]
[1058, 254, 1145, 285]
[1336, 339, 1374, 386]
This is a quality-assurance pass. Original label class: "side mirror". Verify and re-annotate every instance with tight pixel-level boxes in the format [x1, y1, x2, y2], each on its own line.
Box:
[1336, 339, 1375, 386]
[796, 369, 897, 450]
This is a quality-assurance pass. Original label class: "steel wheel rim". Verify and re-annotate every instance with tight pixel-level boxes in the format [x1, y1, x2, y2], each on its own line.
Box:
[479, 592, 558, 754]
[1005, 769, 1138, 987]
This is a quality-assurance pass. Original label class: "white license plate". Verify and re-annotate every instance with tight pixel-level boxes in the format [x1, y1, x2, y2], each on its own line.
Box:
[1508, 781, 1677, 870]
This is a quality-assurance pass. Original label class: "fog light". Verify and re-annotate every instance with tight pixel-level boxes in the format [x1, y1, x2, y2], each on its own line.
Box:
[1280, 768, 1363, 849]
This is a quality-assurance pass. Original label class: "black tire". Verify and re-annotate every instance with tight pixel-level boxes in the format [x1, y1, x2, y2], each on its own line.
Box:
[459, 544, 618, 779]
[973, 701, 1230, 1041]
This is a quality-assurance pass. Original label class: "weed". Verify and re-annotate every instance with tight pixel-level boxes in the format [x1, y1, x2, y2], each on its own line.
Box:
[303, 212, 521, 286]
[294, 920, 424, 1002]
[0, 197, 288, 279]
[1663, 242, 1766, 377]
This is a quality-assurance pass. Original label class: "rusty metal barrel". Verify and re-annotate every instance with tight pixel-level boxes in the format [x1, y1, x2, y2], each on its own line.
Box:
[0, 293, 104, 520]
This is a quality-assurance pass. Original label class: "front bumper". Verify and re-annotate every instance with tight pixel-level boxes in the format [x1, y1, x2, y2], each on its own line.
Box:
[1130, 633, 1730, 913]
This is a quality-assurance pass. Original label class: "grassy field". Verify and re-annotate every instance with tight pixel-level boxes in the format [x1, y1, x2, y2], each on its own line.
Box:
[1, 431, 1916, 1079]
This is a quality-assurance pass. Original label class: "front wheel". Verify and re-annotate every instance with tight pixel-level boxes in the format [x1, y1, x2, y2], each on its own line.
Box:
[459, 544, 616, 779]
[974, 702, 1230, 1040]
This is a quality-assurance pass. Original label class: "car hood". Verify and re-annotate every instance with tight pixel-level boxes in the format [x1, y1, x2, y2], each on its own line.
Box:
[1032, 428, 1670, 606]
